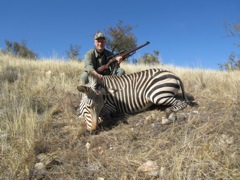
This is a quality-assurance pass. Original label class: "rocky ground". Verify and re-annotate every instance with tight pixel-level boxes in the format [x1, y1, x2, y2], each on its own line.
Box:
[30, 91, 240, 179]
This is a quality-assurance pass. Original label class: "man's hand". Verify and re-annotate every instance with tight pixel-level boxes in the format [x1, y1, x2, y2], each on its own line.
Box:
[97, 73, 103, 81]
[115, 56, 123, 63]
[90, 70, 103, 81]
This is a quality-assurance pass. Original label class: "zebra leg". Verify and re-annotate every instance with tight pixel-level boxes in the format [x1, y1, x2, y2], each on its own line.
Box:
[162, 107, 177, 125]
[162, 100, 188, 124]
[171, 99, 188, 112]
[168, 99, 188, 117]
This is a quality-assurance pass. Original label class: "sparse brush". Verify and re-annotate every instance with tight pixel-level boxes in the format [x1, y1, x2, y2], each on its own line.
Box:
[0, 54, 239, 179]
[0, 65, 19, 83]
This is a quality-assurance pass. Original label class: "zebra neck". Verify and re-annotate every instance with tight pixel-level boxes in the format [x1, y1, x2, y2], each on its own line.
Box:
[102, 76, 123, 89]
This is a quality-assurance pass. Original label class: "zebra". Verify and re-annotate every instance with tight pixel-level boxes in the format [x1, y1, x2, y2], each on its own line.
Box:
[77, 68, 197, 131]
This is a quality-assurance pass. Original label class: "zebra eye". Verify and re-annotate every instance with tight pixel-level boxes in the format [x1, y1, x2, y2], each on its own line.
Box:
[87, 101, 93, 108]
[86, 99, 93, 108]
[87, 104, 92, 108]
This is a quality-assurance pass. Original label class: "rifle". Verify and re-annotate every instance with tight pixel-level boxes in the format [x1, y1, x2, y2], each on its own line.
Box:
[97, 41, 150, 75]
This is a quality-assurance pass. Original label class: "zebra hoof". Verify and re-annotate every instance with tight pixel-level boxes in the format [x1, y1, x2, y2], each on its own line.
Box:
[162, 113, 177, 125]
[162, 117, 171, 125]
[168, 112, 177, 121]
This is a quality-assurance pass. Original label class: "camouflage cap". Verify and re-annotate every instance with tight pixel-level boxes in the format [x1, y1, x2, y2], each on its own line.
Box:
[94, 32, 105, 40]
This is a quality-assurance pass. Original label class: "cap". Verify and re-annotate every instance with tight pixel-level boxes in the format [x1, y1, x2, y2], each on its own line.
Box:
[94, 32, 105, 40]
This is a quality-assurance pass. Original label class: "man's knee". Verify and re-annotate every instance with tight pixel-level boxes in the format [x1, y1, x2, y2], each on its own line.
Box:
[81, 71, 89, 85]
[117, 68, 125, 76]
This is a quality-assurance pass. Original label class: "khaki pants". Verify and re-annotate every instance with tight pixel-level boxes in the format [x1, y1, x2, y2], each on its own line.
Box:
[81, 68, 125, 85]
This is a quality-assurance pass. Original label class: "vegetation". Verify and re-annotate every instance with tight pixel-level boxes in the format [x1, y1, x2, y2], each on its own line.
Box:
[66, 44, 82, 61]
[3, 40, 38, 59]
[1, 53, 239, 179]
[138, 50, 161, 65]
[219, 21, 240, 70]
[102, 20, 160, 64]
[104, 20, 137, 54]
[226, 21, 240, 46]
[219, 52, 240, 71]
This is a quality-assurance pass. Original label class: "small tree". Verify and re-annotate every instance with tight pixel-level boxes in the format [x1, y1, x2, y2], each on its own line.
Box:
[138, 50, 161, 65]
[66, 44, 81, 61]
[4, 40, 38, 59]
[226, 21, 240, 46]
[219, 53, 240, 71]
[104, 20, 137, 55]
[219, 21, 240, 70]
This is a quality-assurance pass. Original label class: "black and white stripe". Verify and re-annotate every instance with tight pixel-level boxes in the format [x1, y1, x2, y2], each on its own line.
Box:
[78, 68, 194, 131]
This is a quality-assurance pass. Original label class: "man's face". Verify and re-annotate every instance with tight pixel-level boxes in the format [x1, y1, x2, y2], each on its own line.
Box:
[94, 38, 105, 52]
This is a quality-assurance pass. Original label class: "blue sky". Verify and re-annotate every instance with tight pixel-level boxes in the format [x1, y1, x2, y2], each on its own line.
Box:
[0, 0, 239, 69]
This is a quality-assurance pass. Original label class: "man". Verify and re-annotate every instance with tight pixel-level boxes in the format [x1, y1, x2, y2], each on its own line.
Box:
[81, 32, 125, 85]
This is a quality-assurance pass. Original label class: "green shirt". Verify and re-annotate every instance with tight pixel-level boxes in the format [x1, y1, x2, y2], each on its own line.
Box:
[84, 48, 114, 74]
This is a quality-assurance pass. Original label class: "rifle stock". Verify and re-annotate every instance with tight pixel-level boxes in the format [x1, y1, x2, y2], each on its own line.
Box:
[97, 41, 150, 73]
[97, 59, 116, 72]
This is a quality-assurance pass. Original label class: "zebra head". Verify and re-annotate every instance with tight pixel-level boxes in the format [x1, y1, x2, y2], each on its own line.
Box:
[77, 75, 116, 131]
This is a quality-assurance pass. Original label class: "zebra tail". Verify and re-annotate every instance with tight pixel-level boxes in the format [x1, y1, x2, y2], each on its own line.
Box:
[178, 78, 199, 107]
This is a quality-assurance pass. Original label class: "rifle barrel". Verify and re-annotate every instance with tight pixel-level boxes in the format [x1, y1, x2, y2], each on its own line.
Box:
[97, 41, 150, 73]
[122, 41, 150, 58]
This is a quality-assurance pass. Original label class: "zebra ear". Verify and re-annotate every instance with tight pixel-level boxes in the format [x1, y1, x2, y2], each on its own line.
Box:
[77, 86, 89, 94]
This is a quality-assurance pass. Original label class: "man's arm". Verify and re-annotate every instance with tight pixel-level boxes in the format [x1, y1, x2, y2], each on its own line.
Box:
[84, 51, 95, 73]
[84, 50, 103, 80]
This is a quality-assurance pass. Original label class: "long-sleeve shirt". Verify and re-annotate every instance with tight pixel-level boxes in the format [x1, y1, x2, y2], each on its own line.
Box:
[84, 48, 114, 74]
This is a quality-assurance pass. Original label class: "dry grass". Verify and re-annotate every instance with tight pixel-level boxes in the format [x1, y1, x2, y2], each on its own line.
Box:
[0, 53, 239, 179]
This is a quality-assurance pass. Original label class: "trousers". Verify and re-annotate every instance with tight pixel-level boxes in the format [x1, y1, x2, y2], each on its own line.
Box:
[81, 68, 125, 85]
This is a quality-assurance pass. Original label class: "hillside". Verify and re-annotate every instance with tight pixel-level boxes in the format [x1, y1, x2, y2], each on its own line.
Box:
[0, 54, 239, 179]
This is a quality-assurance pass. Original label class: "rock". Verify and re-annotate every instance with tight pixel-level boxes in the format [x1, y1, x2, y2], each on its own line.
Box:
[137, 160, 159, 177]
[148, 169, 159, 177]
[161, 112, 177, 125]
[168, 112, 177, 122]
[86, 142, 91, 150]
[161, 117, 171, 125]
[33, 162, 46, 179]
[137, 160, 159, 172]
[192, 110, 199, 114]
[34, 162, 45, 170]
[36, 153, 47, 163]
